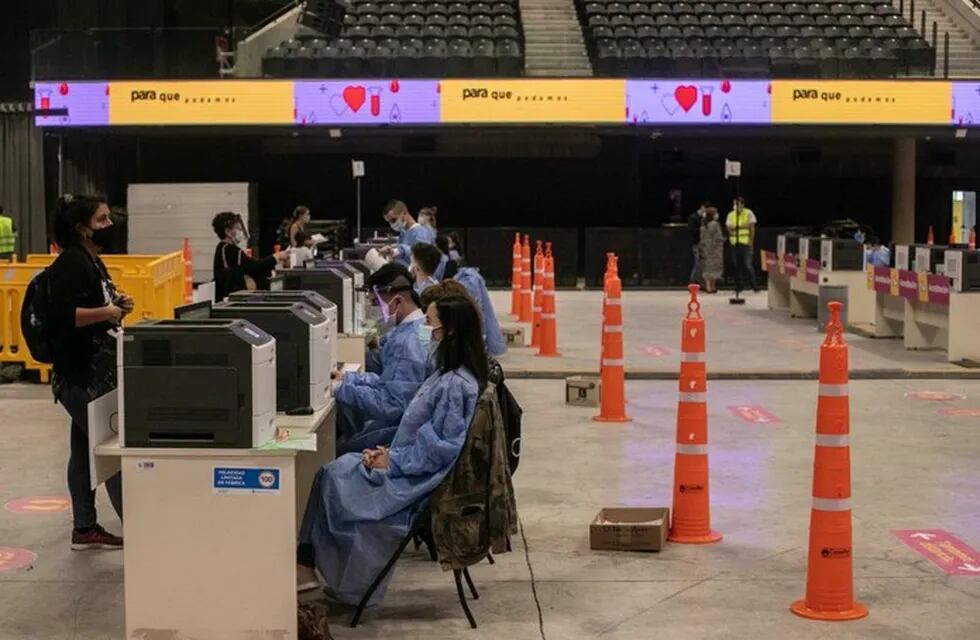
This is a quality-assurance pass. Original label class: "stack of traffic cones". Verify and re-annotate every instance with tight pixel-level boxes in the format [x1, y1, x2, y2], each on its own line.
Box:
[927, 225, 935, 245]
[537, 242, 560, 357]
[510, 233, 522, 316]
[519, 234, 533, 323]
[595, 254, 628, 422]
[669, 285, 722, 544]
[182, 237, 194, 303]
[531, 240, 545, 347]
[790, 301, 868, 622]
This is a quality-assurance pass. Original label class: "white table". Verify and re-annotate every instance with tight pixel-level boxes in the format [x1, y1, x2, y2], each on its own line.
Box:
[95, 400, 337, 640]
[788, 269, 875, 326]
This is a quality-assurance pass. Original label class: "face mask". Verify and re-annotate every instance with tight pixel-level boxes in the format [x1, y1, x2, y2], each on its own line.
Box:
[389, 217, 405, 233]
[89, 225, 114, 249]
[417, 324, 433, 347]
[378, 295, 399, 328]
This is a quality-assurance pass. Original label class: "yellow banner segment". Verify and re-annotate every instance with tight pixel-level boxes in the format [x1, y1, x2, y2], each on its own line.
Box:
[110, 81, 294, 125]
[440, 79, 626, 123]
[771, 80, 951, 125]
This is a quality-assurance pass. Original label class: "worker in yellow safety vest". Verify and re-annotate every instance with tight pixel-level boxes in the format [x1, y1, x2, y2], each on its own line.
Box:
[725, 196, 758, 293]
[0, 205, 16, 260]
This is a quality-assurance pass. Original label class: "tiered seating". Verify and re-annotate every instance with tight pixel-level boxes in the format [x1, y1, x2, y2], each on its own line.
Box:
[576, 0, 936, 77]
[264, 0, 525, 77]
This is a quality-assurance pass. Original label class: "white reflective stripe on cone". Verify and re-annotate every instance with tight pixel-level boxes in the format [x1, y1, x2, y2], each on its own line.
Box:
[678, 392, 707, 403]
[680, 352, 706, 362]
[605, 325, 623, 333]
[812, 497, 851, 511]
[605, 299, 622, 305]
[602, 358, 625, 366]
[542, 313, 556, 319]
[676, 444, 708, 455]
[818, 384, 849, 397]
[543, 290, 556, 296]
[815, 433, 849, 447]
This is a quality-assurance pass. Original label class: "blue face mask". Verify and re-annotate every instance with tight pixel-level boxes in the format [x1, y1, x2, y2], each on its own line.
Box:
[419, 324, 441, 358]
[389, 218, 405, 233]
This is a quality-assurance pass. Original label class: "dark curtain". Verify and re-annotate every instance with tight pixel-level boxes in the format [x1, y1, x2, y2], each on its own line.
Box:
[0, 107, 47, 258]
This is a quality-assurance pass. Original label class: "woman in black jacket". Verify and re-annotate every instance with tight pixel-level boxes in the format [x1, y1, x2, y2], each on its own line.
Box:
[48, 195, 133, 550]
[211, 212, 286, 300]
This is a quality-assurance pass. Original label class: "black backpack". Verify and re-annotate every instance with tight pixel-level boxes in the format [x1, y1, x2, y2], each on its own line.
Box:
[20, 268, 55, 364]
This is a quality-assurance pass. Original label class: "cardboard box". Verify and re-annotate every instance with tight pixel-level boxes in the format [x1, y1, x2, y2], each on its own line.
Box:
[566, 375, 600, 407]
[590, 507, 669, 552]
[502, 326, 528, 347]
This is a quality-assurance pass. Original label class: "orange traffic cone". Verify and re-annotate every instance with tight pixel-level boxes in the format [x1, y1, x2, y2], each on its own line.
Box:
[595, 256, 629, 422]
[669, 285, 722, 544]
[519, 234, 533, 323]
[970, 227, 977, 250]
[599, 253, 617, 369]
[927, 225, 934, 245]
[531, 241, 545, 347]
[510, 233, 522, 316]
[537, 243, 560, 357]
[182, 238, 194, 303]
[790, 301, 868, 622]
[49, 242, 59, 255]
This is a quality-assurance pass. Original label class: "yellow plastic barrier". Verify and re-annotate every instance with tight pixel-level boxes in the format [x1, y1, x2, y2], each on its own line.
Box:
[2, 251, 185, 382]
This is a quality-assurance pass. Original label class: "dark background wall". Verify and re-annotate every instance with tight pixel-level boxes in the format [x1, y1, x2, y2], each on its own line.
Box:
[46, 129, 980, 254]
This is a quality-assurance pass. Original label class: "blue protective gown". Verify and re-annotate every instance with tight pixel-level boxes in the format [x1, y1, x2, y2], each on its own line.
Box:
[335, 312, 427, 452]
[414, 276, 439, 296]
[455, 267, 507, 357]
[433, 253, 449, 281]
[300, 368, 479, 607]
[395, 223, 437, 265]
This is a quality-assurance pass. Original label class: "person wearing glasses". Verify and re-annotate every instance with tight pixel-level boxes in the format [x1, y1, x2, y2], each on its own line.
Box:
[296, 293, 487, 606]
[332, 263, 428, 456]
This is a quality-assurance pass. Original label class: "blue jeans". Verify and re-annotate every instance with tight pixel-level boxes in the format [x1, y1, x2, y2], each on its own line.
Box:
[57, 384, 123, 530]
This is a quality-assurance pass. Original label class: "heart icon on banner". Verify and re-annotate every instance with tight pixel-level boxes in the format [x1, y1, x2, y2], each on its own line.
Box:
[343, 85, 367, 113]
[675, 85, 697, 112]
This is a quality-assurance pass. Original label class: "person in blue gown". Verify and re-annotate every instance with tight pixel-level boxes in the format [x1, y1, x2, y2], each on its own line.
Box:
[379, 200, 436, 266]
[333, 263, 428, 456]
[410, 242, 444, 296]
[296, 294, 490, 607]
[454, 266, 508, 357]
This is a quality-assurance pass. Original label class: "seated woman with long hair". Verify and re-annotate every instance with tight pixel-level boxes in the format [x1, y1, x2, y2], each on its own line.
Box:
[296, 294, 489, 606]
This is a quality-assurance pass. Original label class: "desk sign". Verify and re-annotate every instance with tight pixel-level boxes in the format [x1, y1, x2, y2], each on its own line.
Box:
[213, 467, 281, 495]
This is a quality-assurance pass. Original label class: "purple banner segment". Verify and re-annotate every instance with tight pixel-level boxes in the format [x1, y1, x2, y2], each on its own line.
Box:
[294, 79, 440, 125]
[34, 81, 109, 127]
[626, 79, 771, 125]
[952, 81, 980, 127]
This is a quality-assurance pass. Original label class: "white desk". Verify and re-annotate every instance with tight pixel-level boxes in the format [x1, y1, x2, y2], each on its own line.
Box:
[767, 269, 792, 311]
[95, 400, 337, 640]
[788, 269, 875, 326]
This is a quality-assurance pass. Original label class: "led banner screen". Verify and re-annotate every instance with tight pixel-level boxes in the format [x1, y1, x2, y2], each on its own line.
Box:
[34, 78, 980, 128]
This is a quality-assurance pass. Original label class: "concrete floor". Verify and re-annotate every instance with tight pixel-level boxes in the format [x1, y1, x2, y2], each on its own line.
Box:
[491, 290, 968, 377]
[1, 292, 979, 639]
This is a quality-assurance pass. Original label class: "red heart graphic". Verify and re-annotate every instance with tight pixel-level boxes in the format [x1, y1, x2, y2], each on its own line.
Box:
[343, 86, 366, 113]
[675, 85, 697, 112]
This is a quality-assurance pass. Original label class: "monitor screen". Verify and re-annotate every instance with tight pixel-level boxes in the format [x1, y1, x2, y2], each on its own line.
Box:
[174, 300, 212, 321]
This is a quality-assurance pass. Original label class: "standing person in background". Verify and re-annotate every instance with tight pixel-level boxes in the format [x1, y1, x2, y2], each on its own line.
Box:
[446, 231, 464, 264]
[0, 205, 15, 260]
[418, 206, 438, 231]
[725, 196, 758, 293]
[699, 207, 725, 294]
[289, 205, 312, 248]
[48, 195, 134, 550]
[688, 202, 708, 285]
[379, 200, 436, 266]
[212, 212, 286, 300]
